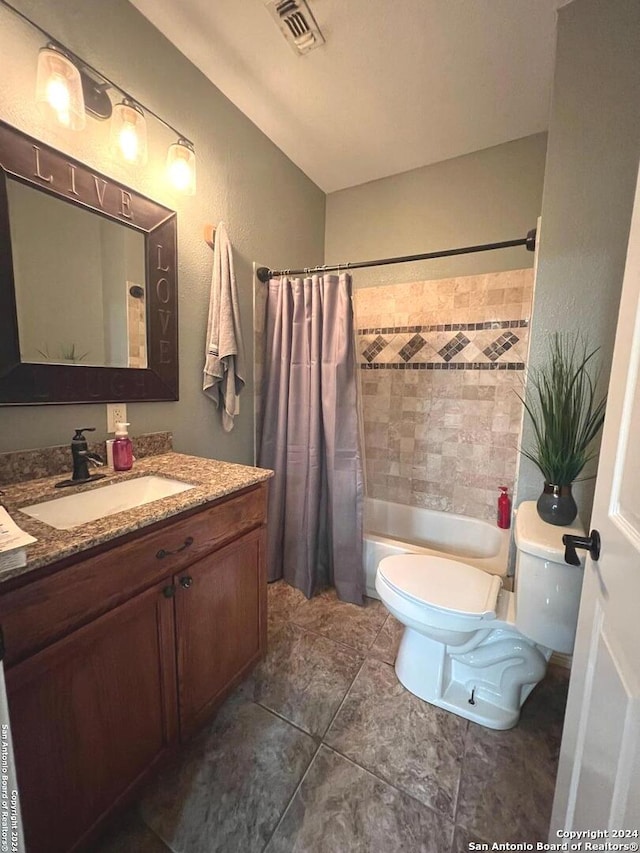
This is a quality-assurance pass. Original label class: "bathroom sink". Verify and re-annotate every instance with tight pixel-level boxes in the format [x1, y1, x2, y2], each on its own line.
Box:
[20, 475, 195, 530]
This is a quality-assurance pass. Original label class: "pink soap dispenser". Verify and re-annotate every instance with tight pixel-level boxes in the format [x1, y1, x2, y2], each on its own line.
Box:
[113, 422, 133, 471]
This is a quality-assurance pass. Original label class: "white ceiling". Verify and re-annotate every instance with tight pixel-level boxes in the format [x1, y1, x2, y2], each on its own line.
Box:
[129, 0, 560, 193]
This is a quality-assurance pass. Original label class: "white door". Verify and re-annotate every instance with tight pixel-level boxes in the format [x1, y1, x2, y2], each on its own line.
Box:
[550, 165, 640, 835]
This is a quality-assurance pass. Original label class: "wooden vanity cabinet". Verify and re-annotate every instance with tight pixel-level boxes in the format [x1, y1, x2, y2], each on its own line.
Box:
[175, 528, 263, 737]
[6, 581, 178, 853]
[0, 483, 268, 853]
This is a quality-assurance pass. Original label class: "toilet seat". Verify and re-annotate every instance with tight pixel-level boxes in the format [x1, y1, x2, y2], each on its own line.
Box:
[377, 555, 502, 619]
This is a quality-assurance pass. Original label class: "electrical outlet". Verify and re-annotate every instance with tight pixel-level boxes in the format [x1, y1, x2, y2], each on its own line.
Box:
[106, 403, 127, 433]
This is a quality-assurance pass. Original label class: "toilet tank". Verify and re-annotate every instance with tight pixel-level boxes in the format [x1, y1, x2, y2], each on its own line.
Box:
[514, 501, 586, 654]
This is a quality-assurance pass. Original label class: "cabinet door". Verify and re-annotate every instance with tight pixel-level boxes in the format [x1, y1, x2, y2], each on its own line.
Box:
[175, 528, 266, 737]
[6, 580, 177, 853]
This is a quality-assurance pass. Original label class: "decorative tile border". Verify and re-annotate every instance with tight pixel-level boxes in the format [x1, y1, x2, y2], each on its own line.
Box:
[357, 319, 529, 370]
[360, 362, 525, 370]
[438, 331, 471, 362]
[362, 336, 388, 363]
[357, 320, 529, 335]
[399, 334, 426, 362]
[483, 331, 520, 361]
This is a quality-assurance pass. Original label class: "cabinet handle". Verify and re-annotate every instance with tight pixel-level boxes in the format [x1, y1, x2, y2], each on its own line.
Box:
[162, 585, 176, 598]
[179, 576, 193, 589]
[156, 536, 194, 560]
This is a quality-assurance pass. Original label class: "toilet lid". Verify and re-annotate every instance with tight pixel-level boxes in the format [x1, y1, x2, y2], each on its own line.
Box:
[378, 555, 502, 617]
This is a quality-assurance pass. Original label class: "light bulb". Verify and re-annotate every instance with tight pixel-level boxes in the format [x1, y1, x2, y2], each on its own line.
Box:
[110, 101, 148, 166]
[119, 122, 139, 162]
[45, 74, 71, 125]
[168, 158, 191, 191]
[35, 46, 86, 131]
[166, 139, 196, 195]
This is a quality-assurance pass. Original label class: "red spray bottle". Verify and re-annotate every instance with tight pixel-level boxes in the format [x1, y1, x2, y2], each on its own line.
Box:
[497, 486, 511, 529]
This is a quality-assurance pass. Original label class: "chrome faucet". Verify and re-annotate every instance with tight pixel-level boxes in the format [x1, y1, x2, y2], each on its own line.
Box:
[56, 428, 106, 489]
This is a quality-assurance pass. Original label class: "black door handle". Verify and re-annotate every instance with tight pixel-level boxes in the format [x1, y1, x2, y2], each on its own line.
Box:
[562, 530, 601, 566]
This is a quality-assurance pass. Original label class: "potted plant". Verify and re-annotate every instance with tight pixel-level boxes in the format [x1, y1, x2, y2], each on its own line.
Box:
[517, 333, 607, 526]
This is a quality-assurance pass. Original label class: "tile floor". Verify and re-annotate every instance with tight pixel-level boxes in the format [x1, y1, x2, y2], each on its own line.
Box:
[93, 581, 569, 853]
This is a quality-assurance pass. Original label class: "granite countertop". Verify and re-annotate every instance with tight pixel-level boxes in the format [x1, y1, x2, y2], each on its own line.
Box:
[0, 452, 273, 583]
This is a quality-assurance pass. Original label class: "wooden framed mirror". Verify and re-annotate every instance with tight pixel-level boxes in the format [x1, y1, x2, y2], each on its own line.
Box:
[0, 120, 178, 405]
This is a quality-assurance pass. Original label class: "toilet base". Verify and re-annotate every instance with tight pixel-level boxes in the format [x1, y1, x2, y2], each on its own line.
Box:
[395, 626, 552, 730]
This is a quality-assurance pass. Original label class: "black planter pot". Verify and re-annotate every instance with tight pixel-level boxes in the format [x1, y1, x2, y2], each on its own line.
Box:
[536, 483, 578, 526]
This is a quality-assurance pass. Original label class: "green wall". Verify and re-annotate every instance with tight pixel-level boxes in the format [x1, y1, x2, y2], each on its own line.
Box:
[0, 0, 325, 461]
[325, 133, 547, 288]
[515, 0, 640, 522]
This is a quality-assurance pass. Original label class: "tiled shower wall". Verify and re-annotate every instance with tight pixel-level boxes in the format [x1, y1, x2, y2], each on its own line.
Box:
[354, 269, 534, 522]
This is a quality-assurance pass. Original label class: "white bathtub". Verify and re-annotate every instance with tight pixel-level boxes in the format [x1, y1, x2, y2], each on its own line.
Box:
[364, 498, 510, 598]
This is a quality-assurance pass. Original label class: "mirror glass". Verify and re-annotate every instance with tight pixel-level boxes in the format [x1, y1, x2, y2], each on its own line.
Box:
[7, 178, 148, 369]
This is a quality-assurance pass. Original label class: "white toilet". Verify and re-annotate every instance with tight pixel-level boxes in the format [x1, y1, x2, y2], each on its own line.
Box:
[375, 501, 585, 730]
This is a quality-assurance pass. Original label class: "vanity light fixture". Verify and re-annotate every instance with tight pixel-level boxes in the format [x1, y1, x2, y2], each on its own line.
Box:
[110, 99, 148, 166]
[2, 0, 196, 194]
[35, 45, 86, 131]
[167, 138, 196, 196]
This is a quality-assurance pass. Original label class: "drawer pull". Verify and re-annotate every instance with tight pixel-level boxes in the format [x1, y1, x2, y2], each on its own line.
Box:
[156, 536, 194, 560]
[179, 576, 193, 589]
[162, 585, 175, 598]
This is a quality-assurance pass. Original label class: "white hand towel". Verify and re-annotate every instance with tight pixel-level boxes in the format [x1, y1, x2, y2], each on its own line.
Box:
[203, 221, 246, 432]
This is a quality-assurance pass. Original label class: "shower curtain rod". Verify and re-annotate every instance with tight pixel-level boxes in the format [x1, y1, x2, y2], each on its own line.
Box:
[256, 228, 537, 283]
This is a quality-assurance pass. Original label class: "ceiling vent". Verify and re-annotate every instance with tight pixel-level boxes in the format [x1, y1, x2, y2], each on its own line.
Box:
[264, 0, 325, 55]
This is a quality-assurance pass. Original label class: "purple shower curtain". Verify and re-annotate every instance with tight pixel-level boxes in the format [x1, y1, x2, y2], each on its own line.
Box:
[258, 273, 364, 605]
